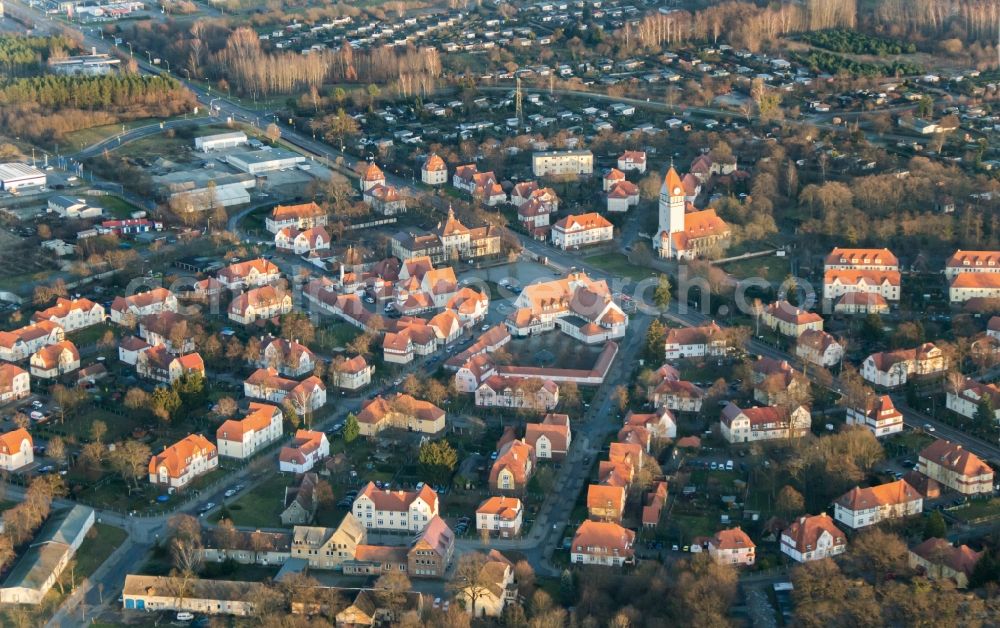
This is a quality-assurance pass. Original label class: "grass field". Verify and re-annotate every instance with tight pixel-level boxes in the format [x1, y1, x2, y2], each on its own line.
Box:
[59, 119, 160, 152]
[950, 497, 1000, 523]
[212, 473, 292, 528]
[583, 253, 659, 283]
[98, 196, 142, 219]
[719, 255, 790, 287]
[75, 523, 128, 578]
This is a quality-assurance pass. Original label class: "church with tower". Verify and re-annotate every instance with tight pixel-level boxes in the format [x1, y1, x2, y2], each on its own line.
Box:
[653, 164, 731, 259]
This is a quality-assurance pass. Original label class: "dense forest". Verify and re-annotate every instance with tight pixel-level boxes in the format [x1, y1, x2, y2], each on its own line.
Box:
[0, 34, 76, 76]
[0, 74, 196, 145]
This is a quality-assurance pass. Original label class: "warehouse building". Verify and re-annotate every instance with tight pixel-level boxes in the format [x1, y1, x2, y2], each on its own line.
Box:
[0, 163, 46, 192]
[195, 132, 249, 152]
[225, 148, 306, 175]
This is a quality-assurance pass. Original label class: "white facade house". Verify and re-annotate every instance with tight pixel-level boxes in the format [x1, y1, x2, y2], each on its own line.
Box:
[551, 213, 613, 250]
[833, 480, 923, 529]
[720, 403, 811, 444]
[351, 482, 439, 533]
[947, 378, 1000, 423]
[0, 428, 33, 471]
[215, 403, 283, 460]
[845, 395, 904, 437]
[421, 154, 448, 185]
[796, 329, 844, 368]
[31, 297, 105, 332]
[0, 364, 30, 404]
[780, 514, 847, 563]
[476, 497, 523, 539]
[862, 343, 946, 388]
[148, 434, 219, 489]
[532, 150, 593, 177]
[570, 520, 635, 567]
[279, 430, 330, 474]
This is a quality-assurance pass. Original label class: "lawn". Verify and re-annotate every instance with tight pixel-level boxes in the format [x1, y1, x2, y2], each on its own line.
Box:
[668, 512, 717, 543]
[75, 523, 128, 578]
[59, 118, 160, 152]
[583, 253, 658, 283]
[67, 322, 115, 349]
[719, 255, 790, 287]
[42, 406, 136, 444]
[98, 196, 143, 219]
[211, 473, 293, 528]
[316, 322, 362, 352]
[949, 497, 1000, 523]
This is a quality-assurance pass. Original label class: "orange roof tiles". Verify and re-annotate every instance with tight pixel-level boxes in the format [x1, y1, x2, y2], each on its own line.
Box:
[782, 514, 845, 553]
[361, 162, 385, 181]
[836, 479, 921, 511]
[358, 480, 438, 512]
[663, 166, 683, 195]
[217, 402, 279, 443]
[32, 297, 101, 323]
[825, 247, 898, 268]
[824, 268, 901, 287]
[0, 428, 31, 455]
[553, 212, 612, 231]
[270, 202, 324, 221]
[919, 440, 993, 478]
[149, 434, 216, 479]
[423, 153, 446, 172]
[950, 273, 1000, 289]
[712, 527, 755, 551]
[477, 496, 522, 520]
[572, 520, 635, 557]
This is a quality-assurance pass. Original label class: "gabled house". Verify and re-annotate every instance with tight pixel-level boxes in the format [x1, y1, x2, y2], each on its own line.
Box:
[834, 479, 923, 529]
[524, 413, 571, 460]
[275, 226, 331, 255]
[762, 300, 823, 338]
[476, 376, 559, 411]
[845, 394, 903, 437]
[663, 322, 727, 359]
[780, 514, 847, 563]
[587, 484, 626, 522]
[796, 329, 844, 368]
[0, 321, 65, 362]
[29, 341, 80, 379]
[458, 550, 518, 617]
[708, 527, 756, 566]
[265, 202, 326, 234]
[148, 434, 218, 488]
[570, 520, 635, 567]
[279, 430, 330, 474]
[31, 297, 104, 332]
[138, 312, 194, 354]
[216, 402, 283, 460]
[862, 343, 946, 388]
[719, 403, 811, 444]
[260, 337, 318, 377]
[489, 439, 536, 493]
[917, 440, 994, 495]
[909, 538, 982, 588]
[0, 427, 33, 471]
[228, 285, 293, 325]
[110, 288, 178, 324]
[217, 258, 281, 291]
[243, 368, 327, 414]
[355, 393, 445, 436]
[0, 364, 30, 404]
[136, 345, 204, 384]
[351, 481, 439, 532]
[476, 497, 523, 539]
[290, 513, 366, 569]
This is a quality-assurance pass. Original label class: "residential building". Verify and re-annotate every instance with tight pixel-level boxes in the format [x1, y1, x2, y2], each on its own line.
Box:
[796, 329, 844, 367]
[642, 482, 668, 528]
[136, 345, 204, 384]
[243, 368, 327, 414]
[0, 320, 64, 362]
[31, 297, 105, 332]
[719, 403, 811, 444]
[217, 258, 281, 291]
[359, 162, 386, 192]
[458, 550, 518, 618]
[0, 427, 33, 471]
[489, 439, 536, 493]
[421, 153, 448, 185]
[138, 312, 194, 354]
[944, 250, 1000, 279]
[654, 166, 731, 259]
[647, 365, 703, 413]
[216, 403, 283, 459]
[834, 480, 923, 529]
[0, 364, 29, 403]
[532, 150, 593, 177]
[824, 247, 899, 271]
[280, 473, 319, 525]
[351, 482, 439, 532]
[122, 575, 256, 616]
[391, 207, 501, 265]
[407, 516, 454, 577]
[290, 513, 367, 569]
[29, 341, 79, 379]
[331, 355, 373, 391]
[570, 520, 635, 567]
[845, 394, 904, 437]
[551, 212, 614, 250]
[364, 184, 407, 215]
[506, 271, 628, 343]
[279, 430, 330, 474]
[663, 321, 727, 359]
[946, 377, 1000, 423]
[834, 292, 890, 315]
[0, 505, 94, 604]
[909, 538, 982, 588]
[862, 343, 946, 388]
[228, 285, 293, 325]
[110, 288, 178, 324]
[260, 337, 318, 377]
[117, 336, 150, 366]
[587, 484, 626, 522]
[949, 272, 1000, 303]
[823, 269, 901, 304]
[708, 527, 756, 566]
[780, 514, 847, 563]
[148, 434, 219, 488]
[603, 168, 626, 191]
[917, 440, 994, 495]
[524, 413, 571, 460]
[519, 193, 559, 238]
[476, 376, 559, 411]
[476, 497, 523, 539]
[617, 150, 646, 173]
[275, 226, 331, 255]
[355, 393, 445, 436]
[606, 181, 640, 212]
[265, 202, 328, 234]
[624, 408, 678, 441]
[762, 301, 823, 337]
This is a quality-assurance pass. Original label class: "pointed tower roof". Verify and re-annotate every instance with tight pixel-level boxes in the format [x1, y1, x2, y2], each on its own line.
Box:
[662, 165, 683, 197]
[362, 162, 384, 181]
[439, 205, 469, 236]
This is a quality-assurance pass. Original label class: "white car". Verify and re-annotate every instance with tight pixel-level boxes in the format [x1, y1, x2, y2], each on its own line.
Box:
[176, 612, 194, 621]
[481, 323, 490, 331]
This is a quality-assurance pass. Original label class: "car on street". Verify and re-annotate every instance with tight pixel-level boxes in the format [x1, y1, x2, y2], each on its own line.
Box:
[198, 502, 216, 515]
[923, 423, 936, 432]
[481, 323, 490, 331]
[224, 489, 237, 498]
